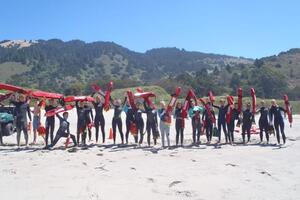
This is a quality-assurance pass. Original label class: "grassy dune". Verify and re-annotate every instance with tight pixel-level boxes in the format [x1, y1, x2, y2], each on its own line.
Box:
[112, 85, 300, 113]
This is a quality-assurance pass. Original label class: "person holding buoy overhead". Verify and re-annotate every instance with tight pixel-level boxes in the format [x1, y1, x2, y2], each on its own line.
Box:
[212, 99, 229, 143]
[76, 101, 88, 145]
[124, 102, 136, 144]
[190, 103, 203, 145]
[269, 99, 286, 144]
[84, 102, 94, 142]
[91, 95, 106, 143]
[158, 101, 171, 148]
[241, 102, 254, 144]
[144, 100, 159, 146]
[51, 112, 77, 148]
[227, 103, 240, 144]
[136, 102, 145, 145]
[174, 102, 184, 146]
[32, 100, 42, 145]
[111, 97, 126, 145]
[258, 101, 270, 143]
[10, 94, 32, 147]
[202, 101, 215, 144]
[44, 99, 57, 148]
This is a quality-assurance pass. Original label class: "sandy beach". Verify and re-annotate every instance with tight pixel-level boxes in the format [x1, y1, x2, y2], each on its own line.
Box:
[0, 110, 299, 200]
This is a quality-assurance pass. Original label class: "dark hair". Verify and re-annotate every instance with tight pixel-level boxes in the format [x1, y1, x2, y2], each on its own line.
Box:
[63, 112, 68, 117]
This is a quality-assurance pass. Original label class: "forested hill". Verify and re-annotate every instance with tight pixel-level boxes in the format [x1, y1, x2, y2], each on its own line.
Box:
[0, 39, 299, 100]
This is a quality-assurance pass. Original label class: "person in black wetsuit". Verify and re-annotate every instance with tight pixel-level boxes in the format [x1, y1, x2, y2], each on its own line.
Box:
[269, 99, 286, 145]
[257, 101, 269, 143]
[85, 102, 94, 142]
[51, 112, 77, 147]
[124, 103, 137, 144]
[44, 99, 57, 147]
[227, 103, 240, 144]
[174, 102, 184, 146]
[241, 103, 254, 144]
[136, 102, 145, 145]
[202, 102, 215, 144]
[144, 101, 159, 146]
[213, 99, 229, 143]
[76, 101, 89, 145]
[92, 95, 106, 143]
[10, 94, 32, 147]
[111, 98, 126, 144]
[190, 108, 202, 145]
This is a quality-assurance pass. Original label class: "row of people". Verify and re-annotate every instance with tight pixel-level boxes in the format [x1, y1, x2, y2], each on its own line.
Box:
[0, 93, 288, 148]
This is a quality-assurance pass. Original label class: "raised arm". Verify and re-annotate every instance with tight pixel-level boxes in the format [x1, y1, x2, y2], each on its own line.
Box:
[27, 104, 32, 121]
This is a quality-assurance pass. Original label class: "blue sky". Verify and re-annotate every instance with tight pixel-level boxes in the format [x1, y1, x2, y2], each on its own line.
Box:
[1, 0, 299, 58]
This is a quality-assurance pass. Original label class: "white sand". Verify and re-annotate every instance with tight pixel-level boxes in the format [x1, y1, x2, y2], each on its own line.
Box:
[0, 110, 299, 200]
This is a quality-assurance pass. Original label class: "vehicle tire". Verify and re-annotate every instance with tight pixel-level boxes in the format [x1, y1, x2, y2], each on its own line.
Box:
[3, 123, 14, 136]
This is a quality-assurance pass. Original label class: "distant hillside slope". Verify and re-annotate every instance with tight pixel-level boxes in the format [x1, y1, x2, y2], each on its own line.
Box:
[0, 39, 252, 92]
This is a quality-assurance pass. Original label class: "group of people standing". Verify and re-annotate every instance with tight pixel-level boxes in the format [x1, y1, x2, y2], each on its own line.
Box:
[0, 92, 289, 149]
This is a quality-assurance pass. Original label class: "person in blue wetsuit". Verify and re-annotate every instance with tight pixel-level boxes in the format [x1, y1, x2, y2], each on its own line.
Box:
[124, 103, 137, 144]
[269, 99, 286, 145]
[144, 101, 159, 146]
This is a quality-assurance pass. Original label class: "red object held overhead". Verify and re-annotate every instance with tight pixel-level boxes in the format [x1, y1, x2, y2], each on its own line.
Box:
[30, 90, 64, 99]
[104, 82, 113, 111]
[237, 87, 243, 113]
[0, 82, 28, 94]
[45, 105, 74, 117]
[208, 91, 215, 103]
[127, 90, 137, 111]
[166, 87, 181, 114]
[283, 94, 293, 127]
[64, 96, 94, 102]
[181, 89, 197, 119]
[250, 88, 256, 114]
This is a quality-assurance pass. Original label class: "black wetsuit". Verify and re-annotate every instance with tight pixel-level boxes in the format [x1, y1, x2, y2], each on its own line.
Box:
[45, 105, 56, 146]
[52, 114, 76, 147]
[76, 102, 90, 145]
[227, 108, 239, 143]
[144, 101, 159, 146]
[136, 109, 145, 144]
[174, 108, 184, 146]
[242, 109, 254, 143]
[269, 105, 286, 144]
[85, 105, 94, 141]
[112, 102, 124, 144]
[213, 104, 229, 142]
[92, 102, 105, 143]
[258, 107, 269, 142]
[191, 111, 202, 144]
[125, 105, 137, 143]
[202, 109, 215, 142]
[10, 100, 32, 146]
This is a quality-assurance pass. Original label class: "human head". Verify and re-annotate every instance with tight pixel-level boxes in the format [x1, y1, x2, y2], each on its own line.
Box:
[234, 102, 238, 109]
[220, 99, 225, 106]
[18, 94, 26, 102]
[95, 95, 101, 103]
[260, 100, 265, 107]
[115, 99, 122, 106]
[63, 112, 69, 119]
[79, 101, 84, 107]
[160, 101, 166, 109]
[176, 102, 182, 109]
[271, 99, 276, 106]
[246, 102, 251, 109]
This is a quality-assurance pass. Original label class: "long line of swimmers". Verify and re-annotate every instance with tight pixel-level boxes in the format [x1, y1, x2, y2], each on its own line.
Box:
[0, 92, 289, 149]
